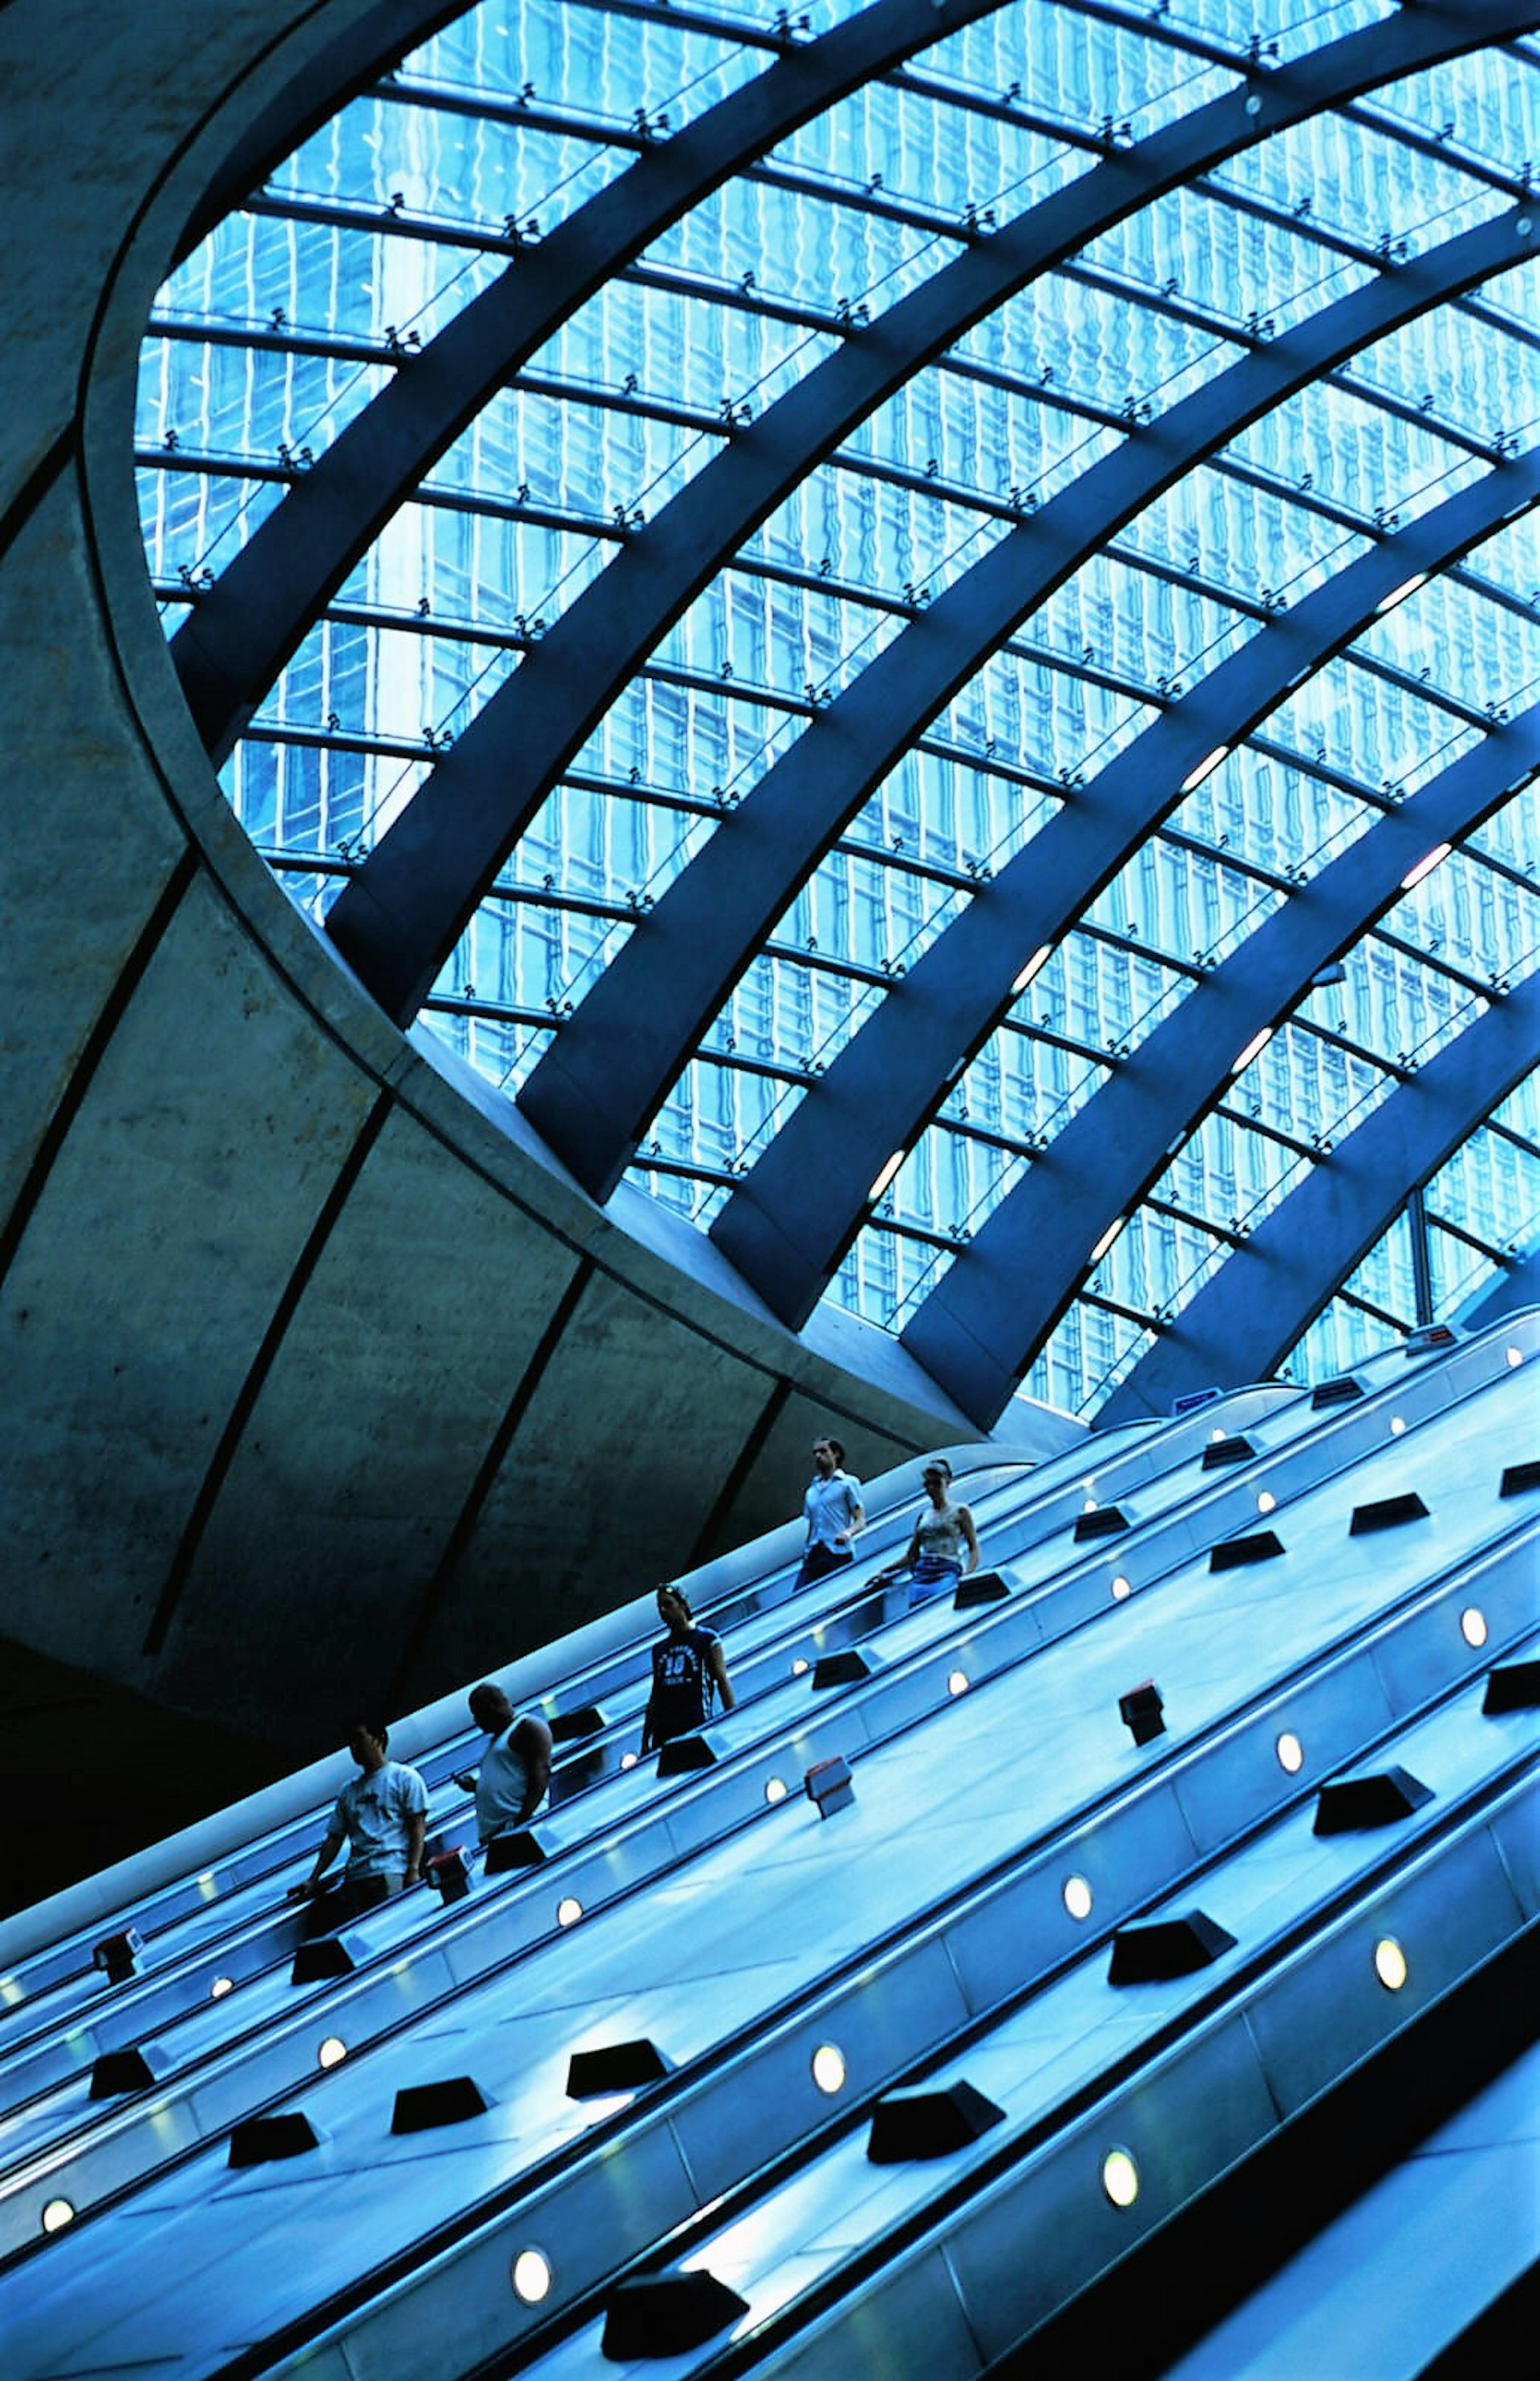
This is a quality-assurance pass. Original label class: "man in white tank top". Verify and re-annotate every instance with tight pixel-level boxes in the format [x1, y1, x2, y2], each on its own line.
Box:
[467, 1682, 553, 1842]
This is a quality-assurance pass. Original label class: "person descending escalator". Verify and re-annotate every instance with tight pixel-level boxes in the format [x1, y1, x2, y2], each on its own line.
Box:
[872, 1458, 981, 1605]
[639, 1584, 736, 1755]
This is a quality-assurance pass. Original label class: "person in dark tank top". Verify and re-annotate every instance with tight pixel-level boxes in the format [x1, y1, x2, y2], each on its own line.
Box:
[641, 1584, 736, 1752]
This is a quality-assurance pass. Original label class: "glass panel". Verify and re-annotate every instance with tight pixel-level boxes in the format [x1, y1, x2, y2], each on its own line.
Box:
[924, 2, 1240, 137]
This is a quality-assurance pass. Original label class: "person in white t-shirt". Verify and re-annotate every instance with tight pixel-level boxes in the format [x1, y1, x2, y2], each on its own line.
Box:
[796, 1434, 865, 1588]
[465, 1682, 553, 1841]
[298, 1718, 428, 1923]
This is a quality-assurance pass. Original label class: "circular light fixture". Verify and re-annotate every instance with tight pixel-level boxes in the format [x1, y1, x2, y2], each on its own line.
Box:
[792, 1657, 810, 1677]
[210, 1976, 233, 1999]
[811, 2042, 846, 2095]
[1374, 1937, 1408, 1993]
[317, 2036, 347, 2070]
[1257, 1491, 1277, 1515]
[512, 2247, 553, 2304]
[1506, 1345, 1523, 1369]
[1460, 1607, 1488, 1649]
[1210, 1426, 1226, 1442]
[1275, 1731, 1304, 1775]
[1389, 1416, 1407, 1436]
[1110, 1575, 1132, 1603]
[1063, 1875, 1093, 1921]
[619, 1751, 638, 1771]
[1243, 91, 1263, 116]
[1082, 1497, 1098, 1513]
[764, 1775, 788, 1804]
[556, 1897, 584, 1928]
[947, 1669, 970, 1697]
[1101, 2147, 1140, 2207]
[40, 2198, 75, 2235]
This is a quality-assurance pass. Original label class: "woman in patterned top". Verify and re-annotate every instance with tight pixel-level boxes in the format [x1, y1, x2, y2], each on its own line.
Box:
[873, 1459, 981, 1602]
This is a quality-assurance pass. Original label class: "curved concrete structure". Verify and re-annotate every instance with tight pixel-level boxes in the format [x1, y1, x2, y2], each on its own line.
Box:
[0, 0, 1080, 1762]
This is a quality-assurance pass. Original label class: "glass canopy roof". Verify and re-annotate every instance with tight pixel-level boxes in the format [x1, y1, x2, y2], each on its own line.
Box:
[137, 0, 1539, 1419]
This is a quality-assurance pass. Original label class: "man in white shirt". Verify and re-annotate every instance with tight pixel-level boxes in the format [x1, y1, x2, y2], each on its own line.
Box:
[298, 1718, 428, 1922]
[466, 1682, 553, 1842]
[796, 1434, 865, 1588]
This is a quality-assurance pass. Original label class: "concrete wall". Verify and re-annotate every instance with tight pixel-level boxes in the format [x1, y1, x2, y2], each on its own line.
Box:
[0, 0, 1082, 1754]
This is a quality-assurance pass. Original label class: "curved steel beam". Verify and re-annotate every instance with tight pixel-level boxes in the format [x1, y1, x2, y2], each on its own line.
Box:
[323, 1, 1539, 1024]
[170, 0, 1015, 765]
[1096, 967, 1540, 1422]
[516, 202, 1537, 1204]
[707, 449, 1540, 1328]
[899, 696, 1540, 1426]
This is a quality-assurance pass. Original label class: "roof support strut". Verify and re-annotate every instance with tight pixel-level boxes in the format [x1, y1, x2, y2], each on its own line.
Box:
[1096, 967, 1540, 1422]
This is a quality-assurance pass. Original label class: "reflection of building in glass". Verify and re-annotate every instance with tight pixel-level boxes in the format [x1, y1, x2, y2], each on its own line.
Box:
[139, 0, 1539, 1419]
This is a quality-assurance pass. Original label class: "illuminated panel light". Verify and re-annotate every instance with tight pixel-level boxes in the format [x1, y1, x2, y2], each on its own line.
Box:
[1389, 1417, 1407, 1436]
[1400, 842, 1451, 893]
[556, 1897, 584, 1929]
[1276, 1732, 1304, 1775]
[1461, 1608, 1488, 1649]
[40, 2199, 75, 2235]
[210, 1976, 233, 1999]
[1181, 746, 1229, 794]
[1012, 944, 1052, 996]
[791, 1657, 810, 1677]
[512, 2248, 553, 2304]
[1089, 1217, 1125, 1267]
[619, 1750, 638, 1771]
[1110, 1576, 1132, 1602]
[1374, 1938, 1408, 1993]
[1507, 1346, 1524, 1369]
[947, 1669, 971, 1697]
[1230, 1025, 1273, 1077]
[1257, 1491, 1277, 1514]
[1064, 1875, 1093, 1921]
[869, 1148, 906, 1202]
[1375, 570, 1427, 617]
[764, 1775, 788, 1804]
[1101, 2147, 1140, 2208]
[812, 2043, 847, 2095]
[317, 2037, 347, 2071]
